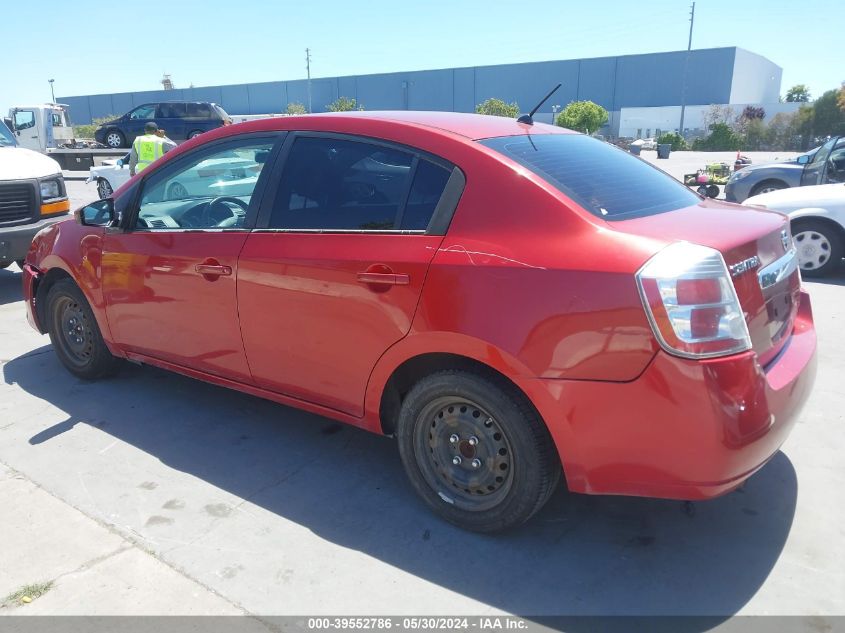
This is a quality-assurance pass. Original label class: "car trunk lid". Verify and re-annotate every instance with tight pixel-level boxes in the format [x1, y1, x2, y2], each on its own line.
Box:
[617, 201, 801, 366]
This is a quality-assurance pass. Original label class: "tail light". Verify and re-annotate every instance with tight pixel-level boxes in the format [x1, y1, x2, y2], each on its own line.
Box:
[636, 242, 751, 359]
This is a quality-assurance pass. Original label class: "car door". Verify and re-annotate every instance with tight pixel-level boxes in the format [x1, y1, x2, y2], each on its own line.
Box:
[101, 133, 283, 381]
[237, 133, 463, 416]
[157, 102, 187, 141]
[11, 109, 39, 151]
[820, 138, 845, 184]
[124, 104, 158, 143]
[800, 137, 838, 186]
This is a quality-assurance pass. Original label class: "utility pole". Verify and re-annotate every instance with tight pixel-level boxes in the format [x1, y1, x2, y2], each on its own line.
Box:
[678, 1, 695, 138]
[48, 79, 55, 103]
[306, 48, 312, 113]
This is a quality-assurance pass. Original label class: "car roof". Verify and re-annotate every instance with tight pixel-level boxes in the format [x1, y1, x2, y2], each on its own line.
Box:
[234, 111, 577, 141]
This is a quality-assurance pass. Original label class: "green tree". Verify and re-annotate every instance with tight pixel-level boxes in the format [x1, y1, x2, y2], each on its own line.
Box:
[838, 82, 845, 113]
[555, 100, 608, 134]
[785, 84, 811, 103]
[656, 132, 687, 151]
[812, 89, 845, 137]
[73, 114, 117, 140]
[286, 102, 307, 115]
[326, 96, 363, 112]
[475, 98, 520, 118]
[692, 123, 743, 151]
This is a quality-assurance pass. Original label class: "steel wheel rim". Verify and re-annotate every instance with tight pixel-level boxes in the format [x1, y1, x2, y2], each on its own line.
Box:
[413, 396, 514, 511]
[52, 296, 94, 368]
[759, 186, 781, 194]
[795, 230, 831, 270]
[98, 180, 112, 198]
[106, 133, 121, 147]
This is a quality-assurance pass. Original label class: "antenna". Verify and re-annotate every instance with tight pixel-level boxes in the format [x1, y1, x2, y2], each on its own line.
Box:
[517, 83, 562, 125]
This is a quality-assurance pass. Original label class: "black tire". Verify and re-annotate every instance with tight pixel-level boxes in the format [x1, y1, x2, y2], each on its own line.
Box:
[96, 178, 113, 200]
[104, 129, 125, 149]
[397, 370, 561, 532]
[46, 279, 120, 379]
[749, 180, 787, 197]
[707, 184, 720, 198]
[792, 219, 843, 277]
[0, 262, 9, 269]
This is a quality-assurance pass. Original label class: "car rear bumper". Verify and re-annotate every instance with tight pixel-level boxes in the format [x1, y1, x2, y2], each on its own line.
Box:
[524, 289, 816, 500]
[0, 216, 67, 265]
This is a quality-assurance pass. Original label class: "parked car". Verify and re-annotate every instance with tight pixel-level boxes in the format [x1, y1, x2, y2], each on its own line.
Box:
[22, 112, 817, 532]
[745, 183, 845, 276]
[87, 152, 261, 200]
[631, 137, 657, 150]
[94, 102, 232, 149]
[0, 118, 69, 270]
[726, 137, 845, 203]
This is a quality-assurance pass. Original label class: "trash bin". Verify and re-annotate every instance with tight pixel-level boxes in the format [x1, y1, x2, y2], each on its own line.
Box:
[629, 144, 642, 156]
[657, 144, 671, 159]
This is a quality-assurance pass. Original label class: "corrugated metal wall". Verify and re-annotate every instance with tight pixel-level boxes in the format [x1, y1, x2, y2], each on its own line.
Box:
[60, 47, 780, 125]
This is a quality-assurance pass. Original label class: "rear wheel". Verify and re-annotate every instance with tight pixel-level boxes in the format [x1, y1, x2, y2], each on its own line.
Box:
[104, 130, 125, 149]
[397, 370, 561, 532]
[750, 180, 787, 197]
[706, 184, 720, 198]
[792, 219, 843, 277]
[46, 279, 120, 379]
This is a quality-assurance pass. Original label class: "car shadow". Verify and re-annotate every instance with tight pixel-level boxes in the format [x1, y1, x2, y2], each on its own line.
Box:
[3, 347, 797, 623]
[0, 267, 23, 305]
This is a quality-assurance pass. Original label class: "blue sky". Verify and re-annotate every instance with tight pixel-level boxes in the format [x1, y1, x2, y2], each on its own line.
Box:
[3, 0, 842, 116]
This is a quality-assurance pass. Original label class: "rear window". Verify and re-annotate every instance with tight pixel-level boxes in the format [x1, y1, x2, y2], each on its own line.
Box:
[480, 134, 699, 220]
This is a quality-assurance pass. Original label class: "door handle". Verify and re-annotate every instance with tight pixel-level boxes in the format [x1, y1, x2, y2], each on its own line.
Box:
[195, 263, 232, 276]
[357, 271, 410, 285]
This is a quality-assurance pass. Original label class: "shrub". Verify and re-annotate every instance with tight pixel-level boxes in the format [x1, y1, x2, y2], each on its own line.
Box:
[692, 123, 743, 151]
[326, 97, 363, 112]
[286, 102, 307, 115]
[555, 101, 608, 134]
[657, 132, 687, 151]
[73, 114, 117, 140]
[475, 98, 520, 118]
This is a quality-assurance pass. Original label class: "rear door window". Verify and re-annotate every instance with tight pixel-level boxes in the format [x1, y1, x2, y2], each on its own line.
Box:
[129, 104, 157, 120]
[157, 103, 188, 118]
[480, 134, 700, 220]
[187, 103, 213, 118]
[269, 137, 451, 231]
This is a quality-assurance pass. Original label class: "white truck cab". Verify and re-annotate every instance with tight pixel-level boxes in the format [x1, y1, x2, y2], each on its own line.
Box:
[5, 104, 75, 153]
[0, 119, 70, 269]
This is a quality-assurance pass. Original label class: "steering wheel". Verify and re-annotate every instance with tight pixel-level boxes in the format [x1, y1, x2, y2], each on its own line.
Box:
[201, 196, 249, 228]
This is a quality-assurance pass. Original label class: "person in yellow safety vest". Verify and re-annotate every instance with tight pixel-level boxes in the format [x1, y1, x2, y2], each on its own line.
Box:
[129, 122, 176, 176]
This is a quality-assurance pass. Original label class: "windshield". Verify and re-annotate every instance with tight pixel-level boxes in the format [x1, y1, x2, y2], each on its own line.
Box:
[0, 120, 16, 147]
[480, 134, 700, 220]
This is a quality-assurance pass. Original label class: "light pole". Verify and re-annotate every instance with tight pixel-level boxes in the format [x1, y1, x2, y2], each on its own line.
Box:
[678, 2, 695, 137]
[305, 48, 312, 113]
[48, 79, 56, 103]
[551, 104, 561, 126]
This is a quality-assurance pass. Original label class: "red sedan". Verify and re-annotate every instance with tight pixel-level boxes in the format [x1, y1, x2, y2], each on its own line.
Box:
[21, 112, 816, 532]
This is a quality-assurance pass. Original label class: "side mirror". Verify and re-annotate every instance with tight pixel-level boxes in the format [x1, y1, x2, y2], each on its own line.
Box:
[3, 117, 12, 131]
[797, 154, 810, 165]
[76, 199, 115, 227]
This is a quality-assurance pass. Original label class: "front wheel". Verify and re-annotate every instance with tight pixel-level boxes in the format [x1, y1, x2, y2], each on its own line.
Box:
[792, 219, 843, 277]
[46, 279, 120, 379]
[397, 370, 561, 532]
[96, 178, 113, 199]
[104, 130, 125, 149]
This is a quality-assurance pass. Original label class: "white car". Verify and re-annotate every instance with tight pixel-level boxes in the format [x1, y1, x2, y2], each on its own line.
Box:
[87, 156, 130, 199]
[631, 137, 657, 150]
[87, 154, 262, 200]
[745, 183, 845, 276]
